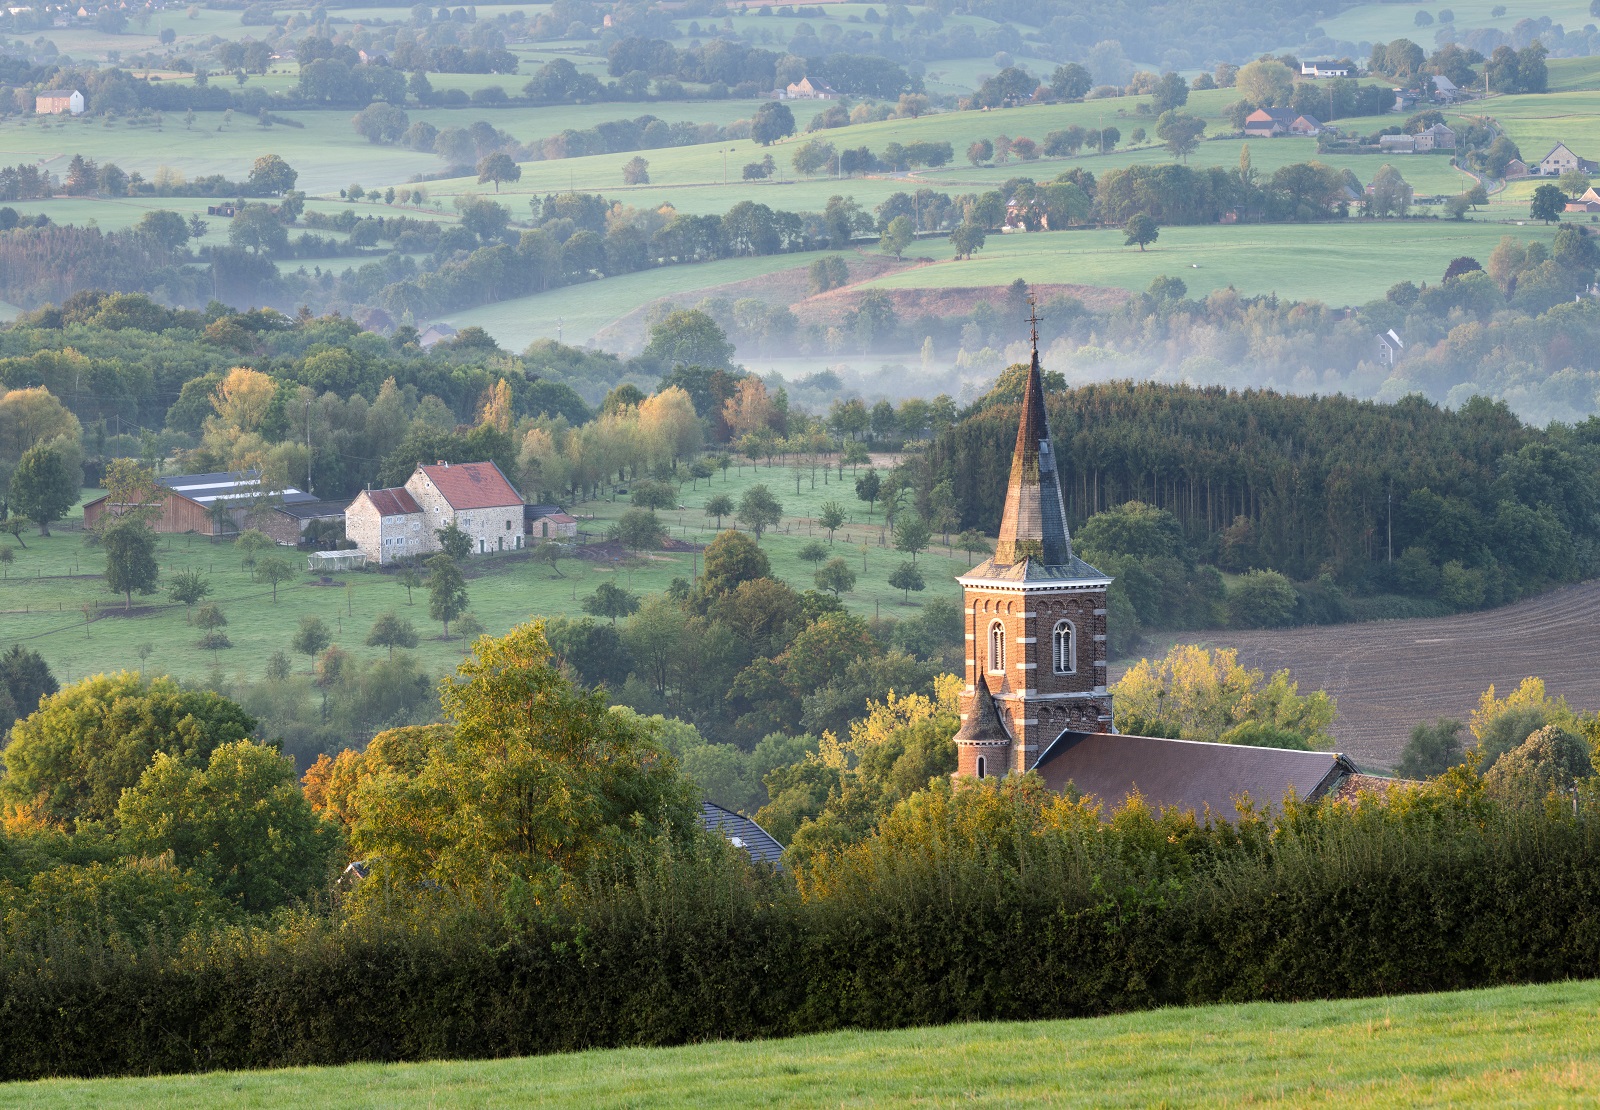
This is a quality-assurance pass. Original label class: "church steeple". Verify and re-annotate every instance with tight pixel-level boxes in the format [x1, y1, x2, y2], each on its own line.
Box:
[952, 293, 1115, 780]
[992, 301, 1073, 568]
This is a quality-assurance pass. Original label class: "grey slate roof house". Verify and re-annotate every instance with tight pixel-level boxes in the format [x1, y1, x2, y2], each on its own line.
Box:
[698, 802, 786, 866]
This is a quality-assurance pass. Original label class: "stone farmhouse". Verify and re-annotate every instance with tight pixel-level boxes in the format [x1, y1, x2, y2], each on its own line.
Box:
[1536, 142, 1600, 177]
[346, 461, 524, 565]
[949, 328, 1359, 819]
[35, 89, 83, 114]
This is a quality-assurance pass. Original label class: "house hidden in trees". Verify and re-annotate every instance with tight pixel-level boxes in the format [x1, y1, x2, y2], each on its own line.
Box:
[81, 470, 329, 538]
[345, 461, 524, 565]
[1536, 143, 1600, 177]
[34, 89, 83, 114]
[698, 802, 785, 867]
[1375, 328, 1405, 366]
[418, 322, 457, 349]
[949, 330, 1359, 821]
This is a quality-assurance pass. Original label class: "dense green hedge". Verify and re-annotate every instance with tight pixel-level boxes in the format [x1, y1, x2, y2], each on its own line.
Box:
[4, 790, 1600, 1080]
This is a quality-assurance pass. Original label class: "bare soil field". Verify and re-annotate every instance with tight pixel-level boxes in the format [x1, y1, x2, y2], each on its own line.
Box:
[1117, 580, 1600, 770]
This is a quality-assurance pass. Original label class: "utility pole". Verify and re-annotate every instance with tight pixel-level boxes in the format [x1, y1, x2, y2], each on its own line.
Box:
[305, 399, 312, 494]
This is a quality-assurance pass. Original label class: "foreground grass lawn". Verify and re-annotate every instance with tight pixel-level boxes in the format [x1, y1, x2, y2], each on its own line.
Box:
[6, 980, 1600, 1107]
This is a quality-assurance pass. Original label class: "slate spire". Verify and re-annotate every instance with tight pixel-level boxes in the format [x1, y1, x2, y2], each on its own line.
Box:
[992, 298, 1073, 567]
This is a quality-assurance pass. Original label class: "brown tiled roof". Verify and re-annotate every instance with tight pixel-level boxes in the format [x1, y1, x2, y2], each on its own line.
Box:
[1328, 772, 1416, 802]
[535, 511, 578, 524]
[1033, 731, 1356, 823]
[363, 487, 421, 517]
[417, 462, 522, 510]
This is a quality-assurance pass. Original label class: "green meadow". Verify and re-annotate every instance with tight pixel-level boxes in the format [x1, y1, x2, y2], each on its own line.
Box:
[6, 979, 1600, 1107]
[866, 218, 1551, 306]
[445, 249, 848, 347]
[4, 465, 967, 688]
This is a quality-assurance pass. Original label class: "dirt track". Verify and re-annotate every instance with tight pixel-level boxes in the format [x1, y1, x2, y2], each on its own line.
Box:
[1114, 580, 1600, 771]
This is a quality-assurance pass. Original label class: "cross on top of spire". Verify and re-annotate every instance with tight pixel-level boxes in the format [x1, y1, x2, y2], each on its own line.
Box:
[1026, 288, 1041, 357]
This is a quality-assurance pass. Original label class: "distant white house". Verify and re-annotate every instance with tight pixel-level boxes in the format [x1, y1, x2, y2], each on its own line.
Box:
[1376, 328, 1404, 367]
[1300, 61, 1352, 78]
[35, 89, 84, 115]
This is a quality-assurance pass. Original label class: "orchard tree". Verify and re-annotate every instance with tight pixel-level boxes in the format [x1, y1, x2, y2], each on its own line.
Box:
[704, 494, 734, 530]
[10, 443, 78, 536]
[292, 615, 331, 662]
[855, 467, 882, 514]
[967, 138, 994, 166]
[532, 541, 566, 577]
[367, 611, 420, 659]
[613, 507, 666, 551]
[889, 560, 926, 602]
[818, 500, 846, 542]
[397, 564, 421, 603]
[737, 483, 783, 539]
[167, 568, 211, 618]
[583, 580, 640, 624]
[815, 557, 856, 596]
[102, 519, 159, 610]
[894, 512, 931, 562]
[255, 554, 296, 601]
[427, 554, 469, 637]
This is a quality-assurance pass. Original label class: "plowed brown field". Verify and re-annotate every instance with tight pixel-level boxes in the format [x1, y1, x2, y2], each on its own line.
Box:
[1115, 580, 1600, 770]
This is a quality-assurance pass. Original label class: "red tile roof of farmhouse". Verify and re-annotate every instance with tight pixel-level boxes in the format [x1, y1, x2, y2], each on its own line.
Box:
[418, 462, 522, 509]
[365, 487, 421, 516]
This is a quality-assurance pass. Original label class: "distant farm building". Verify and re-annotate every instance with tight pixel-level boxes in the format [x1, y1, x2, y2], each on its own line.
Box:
[784, 77, 836, 99]
[35, 89, 84, 115]
[82, 470, 318, 536]
[525, 504, 578, 540]
[1243, 108, 1324, 137]
[1300, 60, 1352, 77]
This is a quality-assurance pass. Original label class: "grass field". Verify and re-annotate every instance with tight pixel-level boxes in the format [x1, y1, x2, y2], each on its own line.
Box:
[446, 249, 856, 346]
[863, 218, 1552, 307]
[1278, 0, 1598, 51]
[6, 979, 1600, 1107]
[4, 464, 964, 688]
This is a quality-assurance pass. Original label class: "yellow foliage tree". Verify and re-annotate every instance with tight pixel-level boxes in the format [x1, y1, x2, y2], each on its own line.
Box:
[0, 385, 82, 464]
[1468, 677, 1574, 741]
[210, 367, 277, 434]
[476, 378, 514, 433]
[1112, 644, 1335, 748]
[723, 377, 775, 439]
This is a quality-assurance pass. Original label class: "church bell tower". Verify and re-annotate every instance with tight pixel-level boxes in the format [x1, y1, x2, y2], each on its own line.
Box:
[953, 302, 1114, 780]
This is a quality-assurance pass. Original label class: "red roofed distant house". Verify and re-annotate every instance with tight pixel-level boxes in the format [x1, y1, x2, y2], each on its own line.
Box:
[345, 460, 525, 564]
[1242, 108, 1323, 136]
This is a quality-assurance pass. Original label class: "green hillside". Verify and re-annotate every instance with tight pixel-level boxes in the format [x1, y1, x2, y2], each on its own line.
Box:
[6, 979, 1600, 1107]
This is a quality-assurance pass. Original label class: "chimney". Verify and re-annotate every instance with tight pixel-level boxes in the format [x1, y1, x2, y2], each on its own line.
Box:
[436, 459, 447, 467]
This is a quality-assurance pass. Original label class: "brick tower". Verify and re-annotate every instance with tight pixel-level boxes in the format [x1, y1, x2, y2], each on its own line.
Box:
[953, 308, 1114, 780]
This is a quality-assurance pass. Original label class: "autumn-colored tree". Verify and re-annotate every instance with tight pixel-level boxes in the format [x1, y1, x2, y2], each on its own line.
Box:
[347, 622, 697, 899]
[1112, 644, 1335, 748]
[723, 377, 776, 439]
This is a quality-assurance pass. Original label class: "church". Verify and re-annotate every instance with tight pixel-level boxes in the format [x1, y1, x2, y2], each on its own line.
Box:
[951, 333, 1361, 821]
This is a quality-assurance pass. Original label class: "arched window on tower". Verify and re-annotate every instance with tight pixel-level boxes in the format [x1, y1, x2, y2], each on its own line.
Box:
[1053, 619, 1076, 675]
[976, 756, 986, 779]
[988, 620, 1006, 674]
